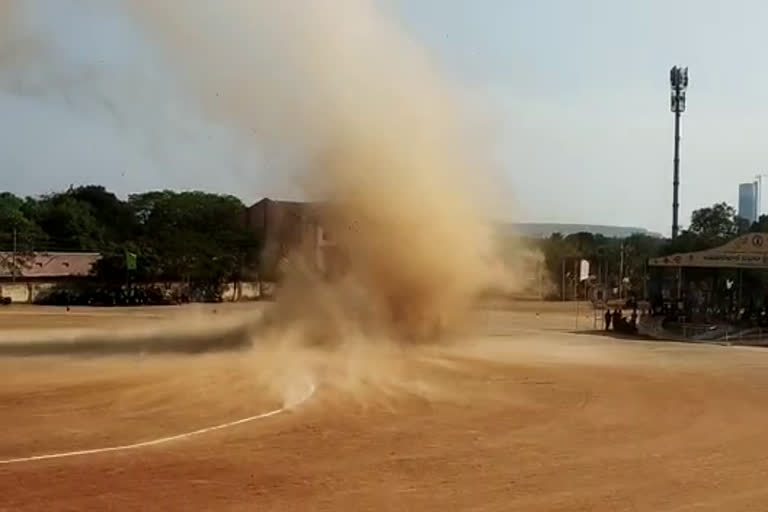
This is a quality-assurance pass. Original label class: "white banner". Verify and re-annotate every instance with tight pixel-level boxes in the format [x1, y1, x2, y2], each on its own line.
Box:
[579, 259, 590, 281]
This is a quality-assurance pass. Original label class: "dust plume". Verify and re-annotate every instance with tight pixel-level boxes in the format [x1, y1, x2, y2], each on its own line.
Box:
[0, 1, 25, 68]
[124, 1, 519, 342]
[0, 1, 12, 30]
[0, 2, 55, 93]
[0, 1, 17, 38]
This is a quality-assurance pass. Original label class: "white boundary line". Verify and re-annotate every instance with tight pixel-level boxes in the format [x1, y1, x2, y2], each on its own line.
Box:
[0, 382, 315, 466]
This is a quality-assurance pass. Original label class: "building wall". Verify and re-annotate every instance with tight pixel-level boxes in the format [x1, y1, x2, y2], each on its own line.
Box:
[0, 251, 100, 279]
[220, 281, 273, 301]
[0, 281, 57, 303]
[739, 182, 758, 224]
[245, 198, 337, 279]
[0, 280, 273, 304]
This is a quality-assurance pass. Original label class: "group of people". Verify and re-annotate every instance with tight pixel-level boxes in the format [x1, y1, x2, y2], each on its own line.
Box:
[604, 308, 638, 334]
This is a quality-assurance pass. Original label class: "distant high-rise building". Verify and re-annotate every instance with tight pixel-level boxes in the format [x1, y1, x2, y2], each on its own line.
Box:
[738, 182, 758, 224]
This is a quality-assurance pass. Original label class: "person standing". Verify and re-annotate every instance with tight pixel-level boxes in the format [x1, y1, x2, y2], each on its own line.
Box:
[612, 309, 623, 331]
[604, 308, 612, 330]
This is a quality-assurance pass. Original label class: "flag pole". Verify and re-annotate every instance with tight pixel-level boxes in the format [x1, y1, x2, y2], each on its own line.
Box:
[575, 259, 579, 330]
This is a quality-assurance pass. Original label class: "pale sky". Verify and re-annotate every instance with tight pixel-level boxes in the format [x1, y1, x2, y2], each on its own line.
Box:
[1, 0, 767, 236]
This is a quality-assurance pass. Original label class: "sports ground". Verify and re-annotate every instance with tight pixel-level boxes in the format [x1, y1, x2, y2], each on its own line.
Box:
[2, 302, 768, 511]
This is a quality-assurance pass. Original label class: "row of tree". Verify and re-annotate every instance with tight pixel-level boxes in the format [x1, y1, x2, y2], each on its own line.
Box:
[0, 185, 761, 303]
[0, 186, 259, 298]
[535, 202, 768, 300]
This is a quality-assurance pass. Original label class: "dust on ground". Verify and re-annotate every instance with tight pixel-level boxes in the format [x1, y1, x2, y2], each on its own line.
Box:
[121, 0, 533, 343]
[3, 302, 768, 510]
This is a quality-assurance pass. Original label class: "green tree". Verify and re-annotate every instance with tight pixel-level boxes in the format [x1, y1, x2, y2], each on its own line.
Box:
[688, 202, 738, 241]
[26, 194, 105, 251]
[750, 214, 768, 233]
[68, 185, 138, 243]
[124, 190, 257, 299]
[621, 234, 664, 296]
[540, 232, 582, 299]
[663, 202, 741, 256]
[0, 192, 46, 251]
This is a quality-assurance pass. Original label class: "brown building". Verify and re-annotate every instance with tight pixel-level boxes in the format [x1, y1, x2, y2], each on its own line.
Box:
[0, 251, 101, 303]
[245, 198, 336, 280]
[0, 251, 100, 280]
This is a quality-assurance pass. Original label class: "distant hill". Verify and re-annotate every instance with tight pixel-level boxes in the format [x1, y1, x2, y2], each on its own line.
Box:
[499, 223, 663, 239]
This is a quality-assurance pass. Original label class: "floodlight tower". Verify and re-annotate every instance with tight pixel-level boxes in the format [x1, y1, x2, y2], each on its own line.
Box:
[670, 66, 689, 240]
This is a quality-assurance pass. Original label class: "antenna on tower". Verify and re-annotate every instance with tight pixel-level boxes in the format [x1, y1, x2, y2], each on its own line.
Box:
[670, 65, 689, 239]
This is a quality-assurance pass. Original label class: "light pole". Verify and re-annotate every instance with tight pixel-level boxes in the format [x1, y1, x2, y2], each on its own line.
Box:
[11, 228, 16, 283]
[619, 241, 625, 300]
[670, 66, 689, 240]
[755, 174, 767, 221]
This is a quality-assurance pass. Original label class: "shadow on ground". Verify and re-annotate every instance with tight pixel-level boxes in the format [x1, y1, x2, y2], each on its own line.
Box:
[0, 325, 254, 357]
[571, 329, 657, 341]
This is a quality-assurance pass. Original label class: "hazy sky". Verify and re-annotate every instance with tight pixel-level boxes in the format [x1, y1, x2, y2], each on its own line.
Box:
[1, 0, 766, 235]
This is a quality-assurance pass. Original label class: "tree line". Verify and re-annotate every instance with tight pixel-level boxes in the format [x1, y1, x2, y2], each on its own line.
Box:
[0, 186, 259, 302]
[535, 202, 767, 301]
[0, 185, 762, 304]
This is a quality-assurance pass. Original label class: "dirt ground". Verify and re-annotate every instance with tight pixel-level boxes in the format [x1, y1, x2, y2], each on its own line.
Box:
[3, 301, 768, 511]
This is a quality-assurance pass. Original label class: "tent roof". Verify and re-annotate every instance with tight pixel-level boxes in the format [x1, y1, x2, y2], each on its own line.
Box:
[0, 252, 100, 278]
[649, 233, 768, 269]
